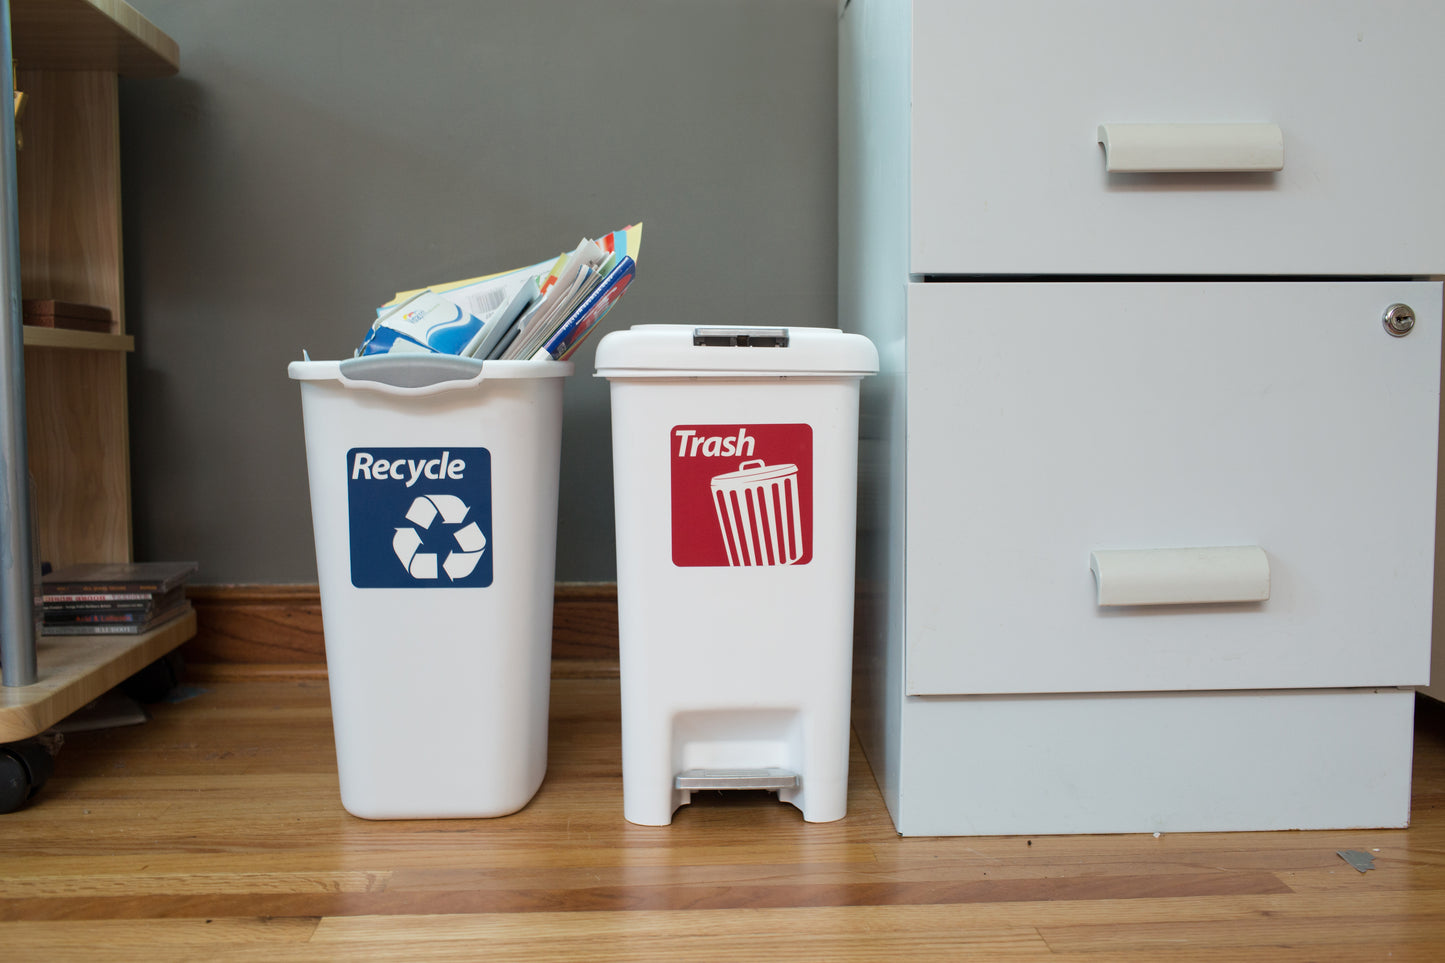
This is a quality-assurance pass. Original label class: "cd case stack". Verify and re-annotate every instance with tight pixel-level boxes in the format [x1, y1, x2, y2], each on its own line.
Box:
[41, 562, 197, 636]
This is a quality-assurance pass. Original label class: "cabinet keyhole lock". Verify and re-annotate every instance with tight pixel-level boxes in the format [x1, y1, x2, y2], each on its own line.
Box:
[1383, 303, 1416, 338]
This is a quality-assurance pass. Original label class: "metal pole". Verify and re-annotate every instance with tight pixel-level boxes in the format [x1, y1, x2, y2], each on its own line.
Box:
[0, 0, 37, 687]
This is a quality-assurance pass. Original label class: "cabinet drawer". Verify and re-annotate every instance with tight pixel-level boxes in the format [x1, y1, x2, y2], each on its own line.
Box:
[905, 280, 1441, 695]
[910, 0, 1445, 275]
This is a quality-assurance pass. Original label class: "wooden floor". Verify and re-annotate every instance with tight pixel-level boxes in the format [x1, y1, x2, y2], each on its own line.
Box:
[2, 664, 1444, 961]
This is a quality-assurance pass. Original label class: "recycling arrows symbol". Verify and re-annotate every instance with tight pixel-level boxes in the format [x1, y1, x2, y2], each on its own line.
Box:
[392, 494, 487, 580]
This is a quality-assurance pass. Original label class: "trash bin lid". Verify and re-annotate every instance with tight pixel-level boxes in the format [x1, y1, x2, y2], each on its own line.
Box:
[593, 324, 878, 378]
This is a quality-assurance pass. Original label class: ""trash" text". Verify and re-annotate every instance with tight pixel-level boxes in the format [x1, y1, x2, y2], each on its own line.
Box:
[673, 428, 755, 458]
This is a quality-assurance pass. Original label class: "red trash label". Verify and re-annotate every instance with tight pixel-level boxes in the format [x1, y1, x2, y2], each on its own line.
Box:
[671, 424, 812, 567]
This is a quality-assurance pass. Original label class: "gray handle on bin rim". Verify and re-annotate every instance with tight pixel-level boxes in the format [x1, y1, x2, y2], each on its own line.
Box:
[338, 355, 487, 395]
[287, 356, 573, 395]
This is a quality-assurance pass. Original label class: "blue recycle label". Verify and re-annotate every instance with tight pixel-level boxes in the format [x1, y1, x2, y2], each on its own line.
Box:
[347, 447, 492, 588]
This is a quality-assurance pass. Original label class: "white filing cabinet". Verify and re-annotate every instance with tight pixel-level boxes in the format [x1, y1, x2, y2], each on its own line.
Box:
[839, 0, 1445, 835]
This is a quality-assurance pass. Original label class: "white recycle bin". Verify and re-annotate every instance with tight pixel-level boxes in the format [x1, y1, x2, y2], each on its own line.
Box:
[595, 324, 878, 825]
[289, 354, 570, 819]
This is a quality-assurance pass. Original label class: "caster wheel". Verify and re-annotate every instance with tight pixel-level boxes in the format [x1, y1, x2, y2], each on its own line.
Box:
[0, 740, 54, 814]
[121, 650, 184, 704]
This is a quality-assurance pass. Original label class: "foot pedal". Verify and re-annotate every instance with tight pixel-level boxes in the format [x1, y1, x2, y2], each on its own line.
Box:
[674, 768, 799, 791]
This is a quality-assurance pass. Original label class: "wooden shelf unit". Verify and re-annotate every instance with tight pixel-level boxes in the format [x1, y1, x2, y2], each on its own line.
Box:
[2, 0, 186, 738]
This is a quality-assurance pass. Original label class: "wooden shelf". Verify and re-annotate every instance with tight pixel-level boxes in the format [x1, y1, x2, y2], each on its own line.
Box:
[0, 606, 195, 742]
[1, 1, 190, 714]
[10, 0, 178, 77]
[21, 326, 133, 351]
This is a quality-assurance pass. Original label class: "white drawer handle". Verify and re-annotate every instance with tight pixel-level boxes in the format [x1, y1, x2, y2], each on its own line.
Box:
[1097, 123, 1284, 173]
[1090, 546, 1270, 606]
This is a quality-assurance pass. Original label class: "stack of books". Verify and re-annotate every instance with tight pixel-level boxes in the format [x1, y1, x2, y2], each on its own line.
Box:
[21, 299, 116, 334]
[41, 562, 197, 636]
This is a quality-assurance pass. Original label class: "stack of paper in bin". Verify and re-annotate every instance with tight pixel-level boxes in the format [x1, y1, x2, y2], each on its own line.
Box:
[357, 223, 641, 361]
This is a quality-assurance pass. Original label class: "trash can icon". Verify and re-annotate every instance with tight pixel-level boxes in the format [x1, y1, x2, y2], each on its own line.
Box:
[596, 325, 878, 826]
[710, 459, 805, 567]
[289, 354, 570, 819]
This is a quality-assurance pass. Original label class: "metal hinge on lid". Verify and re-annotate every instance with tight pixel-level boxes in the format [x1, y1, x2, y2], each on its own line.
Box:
[693, 327, 789, 348]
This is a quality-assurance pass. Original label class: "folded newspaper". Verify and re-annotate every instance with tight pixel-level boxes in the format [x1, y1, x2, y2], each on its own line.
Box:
[357, 224, 641, 361]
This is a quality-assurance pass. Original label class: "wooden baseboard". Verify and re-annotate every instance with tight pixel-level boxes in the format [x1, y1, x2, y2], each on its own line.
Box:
[183, 582, 618, 664]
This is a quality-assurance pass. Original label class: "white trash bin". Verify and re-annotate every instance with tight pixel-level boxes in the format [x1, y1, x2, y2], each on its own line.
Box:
[595, 325, 878, 825]
[289, 354, 570, 819]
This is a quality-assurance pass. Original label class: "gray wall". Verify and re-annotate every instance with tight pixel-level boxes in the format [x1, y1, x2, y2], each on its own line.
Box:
[119, 0, 839, 583]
